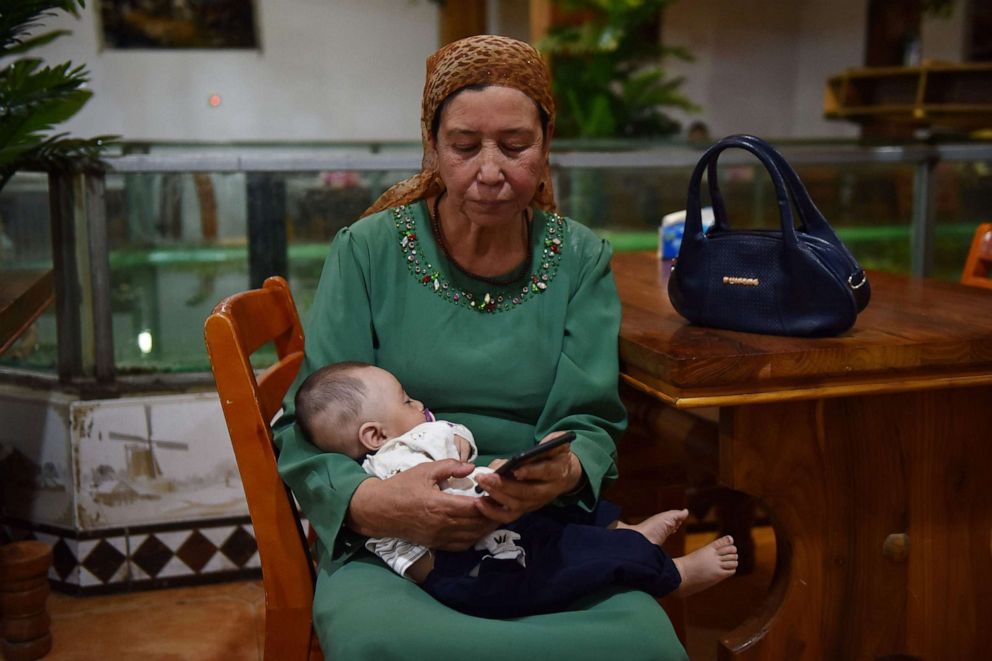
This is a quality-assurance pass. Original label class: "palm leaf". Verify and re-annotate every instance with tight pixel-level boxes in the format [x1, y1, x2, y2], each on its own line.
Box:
[0, 1, 84, 53]
[2, 29, 72, 56]
[0, 0, 116, 193]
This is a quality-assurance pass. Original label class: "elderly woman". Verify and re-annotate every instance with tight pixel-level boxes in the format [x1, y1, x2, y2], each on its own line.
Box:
[274, 35, 686, 659]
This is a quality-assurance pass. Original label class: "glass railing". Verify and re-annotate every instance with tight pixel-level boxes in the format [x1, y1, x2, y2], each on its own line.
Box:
[0, 172, 57, 372]
[1, 140, 990, 380]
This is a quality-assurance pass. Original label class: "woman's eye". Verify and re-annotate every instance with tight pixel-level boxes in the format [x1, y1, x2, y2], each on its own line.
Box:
[502, 143, 528, 153]
[453, 143, 478, 153]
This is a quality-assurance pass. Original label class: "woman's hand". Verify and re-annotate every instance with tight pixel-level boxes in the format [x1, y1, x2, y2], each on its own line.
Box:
[347, 459, 497, 551]
[473, 432, 585, 524]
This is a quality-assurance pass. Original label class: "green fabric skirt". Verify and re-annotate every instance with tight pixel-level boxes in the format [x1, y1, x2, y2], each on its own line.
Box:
[314, 555, 688, 660]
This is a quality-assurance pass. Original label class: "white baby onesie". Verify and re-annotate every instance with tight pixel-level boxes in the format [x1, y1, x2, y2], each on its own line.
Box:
[361, 421, 524, 578]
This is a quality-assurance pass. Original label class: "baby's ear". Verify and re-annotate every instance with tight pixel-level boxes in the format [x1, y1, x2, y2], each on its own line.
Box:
[358, 422, 387, 453]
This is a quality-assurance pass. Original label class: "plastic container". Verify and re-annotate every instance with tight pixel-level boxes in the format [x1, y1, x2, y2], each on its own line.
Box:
[659, 207, 714, 259]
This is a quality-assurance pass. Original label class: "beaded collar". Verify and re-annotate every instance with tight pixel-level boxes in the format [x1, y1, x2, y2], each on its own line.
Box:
[392, 202, 565, 314]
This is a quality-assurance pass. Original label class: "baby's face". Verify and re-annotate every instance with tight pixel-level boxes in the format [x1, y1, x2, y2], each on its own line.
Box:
[363, 367, 430, 439]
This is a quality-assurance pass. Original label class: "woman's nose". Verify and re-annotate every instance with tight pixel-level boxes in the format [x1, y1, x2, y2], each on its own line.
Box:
[477, 149, 504, 185]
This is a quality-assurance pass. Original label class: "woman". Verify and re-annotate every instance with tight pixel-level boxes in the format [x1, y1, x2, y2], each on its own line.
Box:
[274, 35, 686, 659]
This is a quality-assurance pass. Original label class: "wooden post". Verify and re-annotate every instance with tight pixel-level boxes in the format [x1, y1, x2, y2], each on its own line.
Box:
[439, 0, 487, 46]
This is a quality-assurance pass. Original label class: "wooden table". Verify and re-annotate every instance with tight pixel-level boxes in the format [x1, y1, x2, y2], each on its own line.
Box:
[612, 251, 992, 660]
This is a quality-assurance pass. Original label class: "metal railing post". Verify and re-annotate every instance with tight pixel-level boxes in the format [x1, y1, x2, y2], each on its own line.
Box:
[246, 173, 288, 289]
[910, 153, 939, 278]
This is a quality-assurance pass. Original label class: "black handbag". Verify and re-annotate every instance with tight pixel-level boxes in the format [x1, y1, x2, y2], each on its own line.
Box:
[668, 134, 870, 337]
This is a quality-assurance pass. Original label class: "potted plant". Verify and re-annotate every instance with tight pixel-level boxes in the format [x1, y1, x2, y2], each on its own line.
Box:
[538, 1, 698, 229]
[1, 0, 114, 194]
[539, 0, 698, 140]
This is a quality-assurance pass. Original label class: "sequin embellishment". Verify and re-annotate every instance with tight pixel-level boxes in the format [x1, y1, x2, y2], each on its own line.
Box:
[393, 205, 565, 313]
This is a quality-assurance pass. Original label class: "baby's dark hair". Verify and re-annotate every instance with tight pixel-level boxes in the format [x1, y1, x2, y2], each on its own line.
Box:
[295, 361, 373, 452]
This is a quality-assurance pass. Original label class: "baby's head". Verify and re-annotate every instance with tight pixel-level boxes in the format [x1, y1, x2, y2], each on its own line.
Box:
[295, 362, 431, 458]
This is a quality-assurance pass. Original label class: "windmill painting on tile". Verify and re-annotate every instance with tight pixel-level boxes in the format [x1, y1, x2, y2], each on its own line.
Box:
[74, 394, 247, 528]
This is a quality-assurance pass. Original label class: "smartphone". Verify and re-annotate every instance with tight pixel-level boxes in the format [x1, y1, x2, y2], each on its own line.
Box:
[494, 431, 576, 477]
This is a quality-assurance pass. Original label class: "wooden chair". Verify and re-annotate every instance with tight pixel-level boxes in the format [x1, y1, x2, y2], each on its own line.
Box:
[961, 222, 992, 290]
[204, 276, 321, 661]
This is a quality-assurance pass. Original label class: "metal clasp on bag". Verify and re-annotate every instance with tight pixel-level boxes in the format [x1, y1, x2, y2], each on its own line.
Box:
[848, 271, 867, 290]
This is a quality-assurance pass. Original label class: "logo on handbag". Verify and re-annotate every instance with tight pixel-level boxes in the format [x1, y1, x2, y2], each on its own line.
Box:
[722, 276, 759, 286]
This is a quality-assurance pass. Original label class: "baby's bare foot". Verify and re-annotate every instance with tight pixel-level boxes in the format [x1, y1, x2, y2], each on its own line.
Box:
[617, 509, 689, 546]
[672, 535, 738, 597]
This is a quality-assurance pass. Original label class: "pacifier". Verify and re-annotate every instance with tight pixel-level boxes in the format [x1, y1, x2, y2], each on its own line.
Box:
[423, 407, 436, 422]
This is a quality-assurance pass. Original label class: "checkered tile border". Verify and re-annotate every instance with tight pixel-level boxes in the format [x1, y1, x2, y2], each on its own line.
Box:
[0, 516, 312, 595]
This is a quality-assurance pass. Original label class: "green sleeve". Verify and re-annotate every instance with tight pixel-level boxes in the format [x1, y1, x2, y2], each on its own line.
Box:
[535, 233, 626, 509]
[272, 226, 375, 561]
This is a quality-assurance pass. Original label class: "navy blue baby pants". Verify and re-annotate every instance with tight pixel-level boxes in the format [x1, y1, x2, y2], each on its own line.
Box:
[421, 501, 682, 618]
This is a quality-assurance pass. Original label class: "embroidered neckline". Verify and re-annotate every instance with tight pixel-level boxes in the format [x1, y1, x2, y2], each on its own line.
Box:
[392, 203, 565, 314]
[431, 192, 533, 287]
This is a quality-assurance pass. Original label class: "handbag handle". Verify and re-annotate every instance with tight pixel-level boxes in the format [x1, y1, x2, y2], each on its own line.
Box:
[706, 135, 868, 287]
[685, 135, 800, 250]
[692, 134, 870, 307]
[704, 135, 834, 244]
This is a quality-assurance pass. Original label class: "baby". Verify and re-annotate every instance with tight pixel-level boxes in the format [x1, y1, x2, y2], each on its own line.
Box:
[295, 361, 738, 618]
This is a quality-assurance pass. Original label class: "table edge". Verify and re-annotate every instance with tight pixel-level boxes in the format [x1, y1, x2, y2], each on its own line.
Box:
[620, 369, 992, 409]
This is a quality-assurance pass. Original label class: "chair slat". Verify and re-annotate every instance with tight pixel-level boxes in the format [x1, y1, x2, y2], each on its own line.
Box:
[258, 351, 304, 423]
[214, 285, 302, 357]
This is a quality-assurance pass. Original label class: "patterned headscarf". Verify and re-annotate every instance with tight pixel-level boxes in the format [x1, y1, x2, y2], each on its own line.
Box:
[362, 34, 557, 217]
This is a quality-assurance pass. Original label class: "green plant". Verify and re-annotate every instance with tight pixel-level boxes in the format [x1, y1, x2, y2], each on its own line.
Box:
[539, 0, 698, 139]
[0, 0, 115, 192]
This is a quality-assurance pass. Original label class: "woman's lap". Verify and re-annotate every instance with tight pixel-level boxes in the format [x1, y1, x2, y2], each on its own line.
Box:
[314, 555, 687, 660]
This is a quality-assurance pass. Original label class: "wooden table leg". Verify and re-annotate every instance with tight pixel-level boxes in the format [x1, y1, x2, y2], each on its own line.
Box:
[717, 387, 992, 660]
[614, 390, 694, 645]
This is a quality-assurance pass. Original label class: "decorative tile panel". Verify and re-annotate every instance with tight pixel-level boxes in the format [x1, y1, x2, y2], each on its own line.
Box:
[0, 386, 74, 527]
[0, 516, 275, 594]
[0, 387, 301, 595]
[72, 393, 247, 530]
[131, 534, 172, 578]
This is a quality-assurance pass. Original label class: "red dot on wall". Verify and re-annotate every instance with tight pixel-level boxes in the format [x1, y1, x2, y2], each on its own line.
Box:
[208, 94, 222, 107]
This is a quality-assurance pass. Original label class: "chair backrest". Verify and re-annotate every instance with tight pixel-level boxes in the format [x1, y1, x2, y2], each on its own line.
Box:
[961, 222, 992, 290]
[204, 276, 320, 661]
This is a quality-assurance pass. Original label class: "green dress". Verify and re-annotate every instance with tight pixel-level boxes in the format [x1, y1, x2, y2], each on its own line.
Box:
[274, 201, 686, 660]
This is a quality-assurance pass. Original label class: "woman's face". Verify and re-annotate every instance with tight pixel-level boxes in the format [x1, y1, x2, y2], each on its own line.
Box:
[431, 85, 548, 227]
